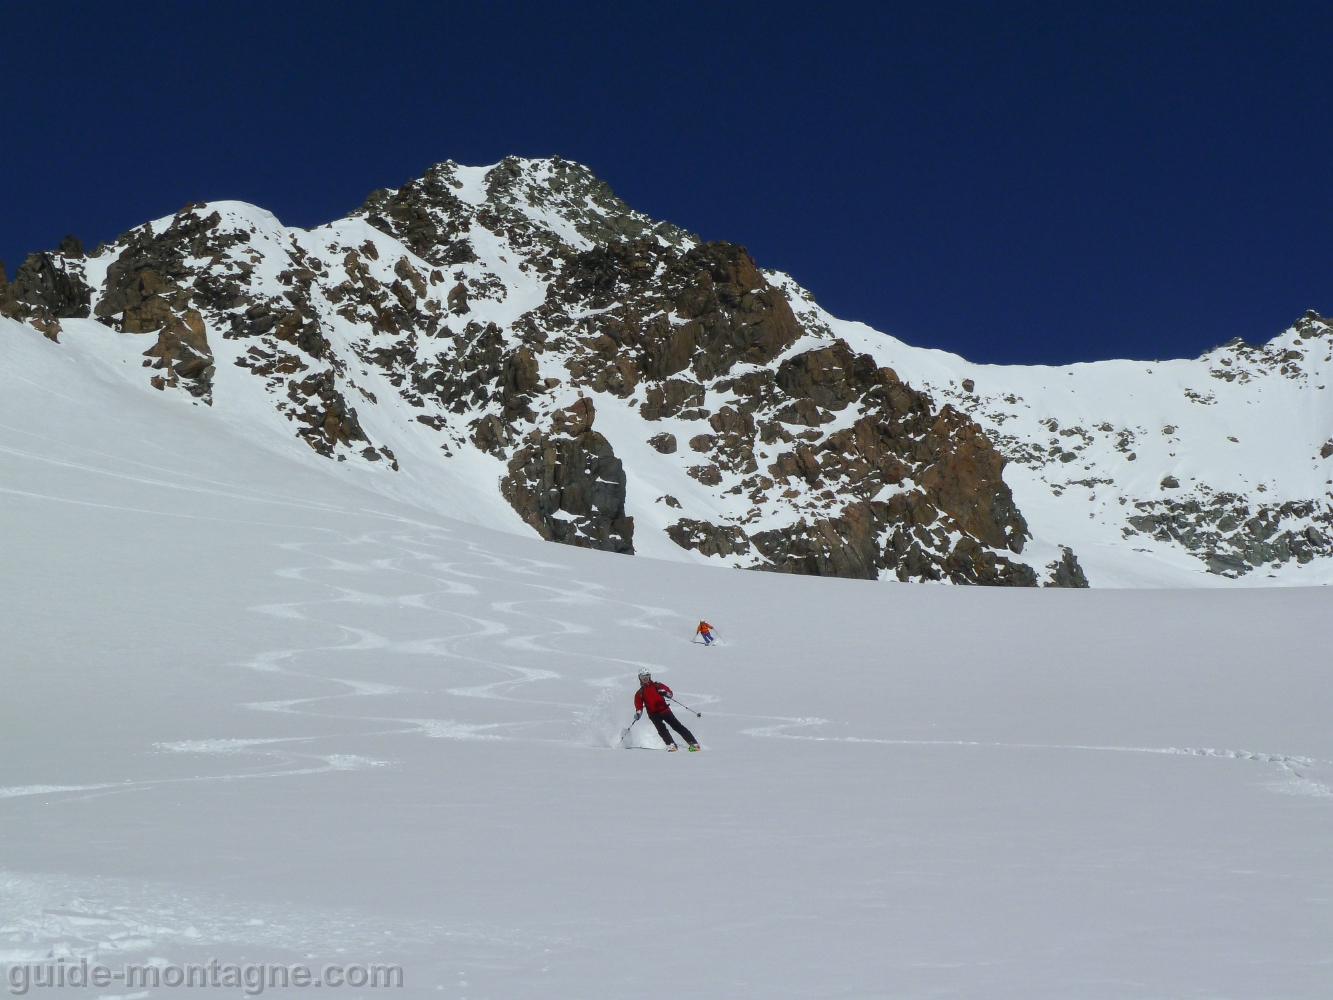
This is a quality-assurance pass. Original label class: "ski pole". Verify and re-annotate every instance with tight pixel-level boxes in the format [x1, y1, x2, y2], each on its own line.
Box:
[617, 716, 638, 745]
[668, 697, 701, 718]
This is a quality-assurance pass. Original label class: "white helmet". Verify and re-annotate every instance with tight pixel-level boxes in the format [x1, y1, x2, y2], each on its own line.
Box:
[638, 669, 652, 683]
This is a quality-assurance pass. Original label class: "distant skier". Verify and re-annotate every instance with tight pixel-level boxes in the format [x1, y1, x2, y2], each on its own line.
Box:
[633, 669, 699, 752]
[695, 621, 716, 646]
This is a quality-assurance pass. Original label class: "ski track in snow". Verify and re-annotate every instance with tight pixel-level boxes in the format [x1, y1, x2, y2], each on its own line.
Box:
[0, 522, 694, 967]
[223, 522, 1333, 802]
[10, 516, 1327, 804]
[25, 509, 1325, 806]
[741, 720, 1333, 796]
[1, 524, 686, 801]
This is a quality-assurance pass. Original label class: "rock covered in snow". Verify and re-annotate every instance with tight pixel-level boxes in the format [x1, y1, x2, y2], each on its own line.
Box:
[4, 156, 1330, 587]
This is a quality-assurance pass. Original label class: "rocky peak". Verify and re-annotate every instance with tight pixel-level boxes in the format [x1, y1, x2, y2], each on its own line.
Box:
[1, 157, 1107, 587]
[481, 156, 692, 248]
[352, 156, 692, 278]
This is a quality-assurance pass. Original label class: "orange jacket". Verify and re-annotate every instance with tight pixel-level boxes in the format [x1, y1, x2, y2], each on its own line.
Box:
[696, 622, 713, 634]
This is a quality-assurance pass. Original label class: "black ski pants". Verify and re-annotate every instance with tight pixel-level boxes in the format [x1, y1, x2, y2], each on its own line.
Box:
[648, 710, 697, 747]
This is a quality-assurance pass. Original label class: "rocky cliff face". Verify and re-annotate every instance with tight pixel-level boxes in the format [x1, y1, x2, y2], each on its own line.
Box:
[0, 236, 92, 340]
[501, 397, 635, 553]
[11, 155, 1326, 586]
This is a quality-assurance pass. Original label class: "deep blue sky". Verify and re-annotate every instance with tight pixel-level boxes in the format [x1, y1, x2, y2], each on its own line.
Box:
[2, 3, 1330, 364]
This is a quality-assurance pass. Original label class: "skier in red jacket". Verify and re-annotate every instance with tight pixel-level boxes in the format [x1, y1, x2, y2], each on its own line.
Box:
[634, 669, 700, 752]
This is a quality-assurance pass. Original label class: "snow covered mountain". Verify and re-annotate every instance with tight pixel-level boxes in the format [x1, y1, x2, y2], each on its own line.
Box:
[3, 155, 1330, 587]
[3, 180, 1332, 996]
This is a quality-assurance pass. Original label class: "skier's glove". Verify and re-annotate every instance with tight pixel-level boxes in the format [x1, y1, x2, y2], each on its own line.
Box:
[633, 711, 641, 721]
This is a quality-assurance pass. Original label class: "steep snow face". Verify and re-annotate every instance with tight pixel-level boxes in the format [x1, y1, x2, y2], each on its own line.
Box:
[2, 155, 1330, 587]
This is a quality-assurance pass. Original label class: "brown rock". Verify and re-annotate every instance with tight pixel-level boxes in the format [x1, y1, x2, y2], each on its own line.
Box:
[912, 406, 1028, 552]
[1044, 546, 1090, 587]
[592, 355, 640, 397]
[708, 405, 754, 437]
[393, 257, 428, 298]
[551, 397, 595, 435]
[7, 251, 92, 319]
[649, 432, 678, 454]
[943, 536, 1038, 586]
[674, 243, 803, 380]
[774, 397, 826, 427]
[471, 414, 512, 456]
[639, 379, 703, 420]
[775, 341, 887, 411]
[139, 305, 214, 397]
[751, 504, 884, 579]
[688, 464, 723, 486]
[667, 518, 751, 558]
[122, 294, 175, 333]
[287, 370, 369, 456]
[501, 427, 634, 553]
[501, 345, 540, 400]
[750, 494, 1039, 585]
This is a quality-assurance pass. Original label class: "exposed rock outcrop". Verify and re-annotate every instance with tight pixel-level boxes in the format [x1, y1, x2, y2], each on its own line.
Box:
[90, 205, 259, 403]
[286, 370, 371, 458]
[1124, 493, 1332, 578]
[1045, 547, 1090, 588]
[748, 495, 1036, 585]
[0, 240, 94, 340]
[667, 518, 751, 558]
[501, 399, 634, 553]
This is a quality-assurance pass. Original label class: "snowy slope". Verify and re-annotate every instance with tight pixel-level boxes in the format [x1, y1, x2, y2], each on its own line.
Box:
[3, 297, 1333, 999]
[776, 294, 1333, 587]
[3, 157, 1331, 588]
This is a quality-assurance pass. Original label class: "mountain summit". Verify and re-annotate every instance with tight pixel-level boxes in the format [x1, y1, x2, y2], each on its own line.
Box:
[3, 156, 1330, 586]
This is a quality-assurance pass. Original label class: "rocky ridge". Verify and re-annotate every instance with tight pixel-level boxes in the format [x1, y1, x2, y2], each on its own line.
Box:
[888, 309, 1333, 583]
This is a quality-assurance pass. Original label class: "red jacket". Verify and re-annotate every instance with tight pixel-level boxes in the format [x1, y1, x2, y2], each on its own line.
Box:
[635, 681, 672, 715]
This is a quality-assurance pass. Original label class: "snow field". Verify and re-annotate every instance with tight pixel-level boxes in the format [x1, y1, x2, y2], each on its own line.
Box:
[2, 317, 1332, 997]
